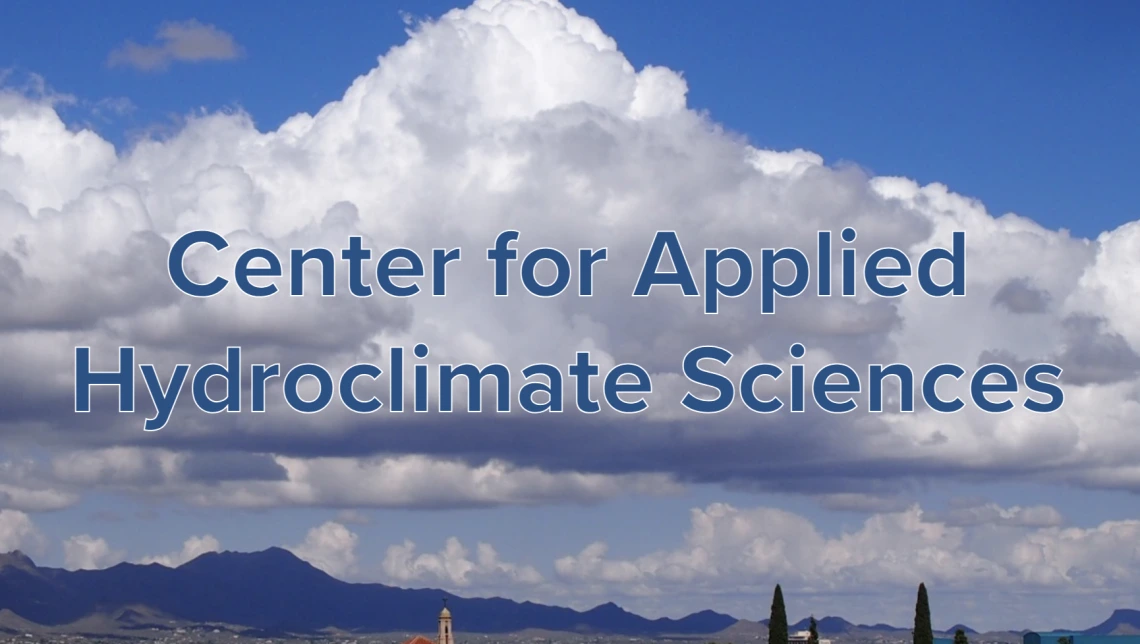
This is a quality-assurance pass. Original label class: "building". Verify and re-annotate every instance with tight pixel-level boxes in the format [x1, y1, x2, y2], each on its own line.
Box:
[403, 600, 456, 644]
[1025, 634, 1140, 644]
[788, 630, 832, 644]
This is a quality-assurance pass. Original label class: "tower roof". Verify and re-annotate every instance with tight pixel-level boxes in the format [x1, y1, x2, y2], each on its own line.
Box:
[440, 606, 451, 618]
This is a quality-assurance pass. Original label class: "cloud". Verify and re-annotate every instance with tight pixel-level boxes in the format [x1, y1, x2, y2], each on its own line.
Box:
[981, 314, 1140, 386]
[0, 510, 44, 553]
[36, 448, 676, 509]
[383, 536, 543, 588]
[51, 448, 169, 486]
[992, 278, 1051, 314]
[0, 457, 80, 511]
[815, 493, 913, 514]
[0, 71, 135, 134]
[555, 502, 1012, 593]
[334, 509, 371, 525]
[138, 534, 221, 567]
[288, 521, 359, 578]
[191, 455, 679, 509]
[0, 0, 1137, 551]
[107, 20, 243, 72]
[89, 96, 136, 119]
[551, 501, 1140, 618]
[928, 501, 1064, 528]
[0, 484, 77, 512]
[89, 509, 125, 522]
[179, 452, 288, 483]
[535, 501, 1140, 630]
[62, 534, 125, 570]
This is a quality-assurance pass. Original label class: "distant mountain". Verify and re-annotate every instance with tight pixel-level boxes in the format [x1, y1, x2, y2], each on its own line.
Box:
[1083, 609, 1140, 635]
[0, 551, 38, 575]
[859, 622, 911, 633]
[0, 549, 736, 636]
[758, 616, 981, 636]
[790, 616, 855, 634]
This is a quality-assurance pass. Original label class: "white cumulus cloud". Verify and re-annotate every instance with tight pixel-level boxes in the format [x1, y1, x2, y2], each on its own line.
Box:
[0, 0, 1126, 506]
[139, 534, 221, 567]
[288, 521, 359, 578]
[384, 536, 543, 587]
[62, 534, 125, 570]
[554, 501, 1140, 596]
[0, 510, 44, 554]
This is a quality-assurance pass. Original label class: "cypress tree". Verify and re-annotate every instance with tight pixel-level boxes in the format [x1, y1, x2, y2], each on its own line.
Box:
[914, 583, 933, 644]
[809, 616, 819, 644]
[954, 629, 969, 644]
[769, 584, 789, 644]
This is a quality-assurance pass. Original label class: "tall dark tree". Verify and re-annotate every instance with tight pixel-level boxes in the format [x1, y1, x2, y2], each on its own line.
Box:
[809, 616, 819, 644]
[914, 583, 933, 644]
[769, 584, 789, 644]
[954, 629, 969, 644]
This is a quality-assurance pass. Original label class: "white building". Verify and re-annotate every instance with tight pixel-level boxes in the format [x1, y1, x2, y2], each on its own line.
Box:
[788, 630, 832, 644]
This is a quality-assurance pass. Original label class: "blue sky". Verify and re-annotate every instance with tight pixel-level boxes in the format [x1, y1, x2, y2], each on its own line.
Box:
[6, 1, 1139, 236]
[2, 0, 1140, 633]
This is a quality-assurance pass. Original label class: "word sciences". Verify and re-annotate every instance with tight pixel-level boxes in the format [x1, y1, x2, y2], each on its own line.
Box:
[72, 228, 1065, 430]
[75, 344, 1062, 431]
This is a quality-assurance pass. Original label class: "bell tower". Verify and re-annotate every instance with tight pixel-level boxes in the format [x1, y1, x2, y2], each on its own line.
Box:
[438, 598, 454, 644]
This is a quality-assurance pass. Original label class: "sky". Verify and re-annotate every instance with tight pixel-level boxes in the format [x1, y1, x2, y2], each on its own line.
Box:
[1, 0, 1139, 634]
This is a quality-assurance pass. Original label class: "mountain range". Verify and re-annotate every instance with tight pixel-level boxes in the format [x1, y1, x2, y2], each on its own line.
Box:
[0, 548, 732, 636]
[0, 548, 1137, 638]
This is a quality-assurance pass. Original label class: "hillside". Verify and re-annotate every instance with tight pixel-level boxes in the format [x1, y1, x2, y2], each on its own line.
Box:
[0, 548, 735, 636]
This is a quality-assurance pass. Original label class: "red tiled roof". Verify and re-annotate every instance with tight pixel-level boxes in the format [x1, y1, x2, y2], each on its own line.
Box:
[403, 636, 435, 644]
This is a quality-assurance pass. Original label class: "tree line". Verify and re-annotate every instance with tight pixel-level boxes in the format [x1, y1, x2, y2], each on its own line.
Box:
[761, 582, 969, 644]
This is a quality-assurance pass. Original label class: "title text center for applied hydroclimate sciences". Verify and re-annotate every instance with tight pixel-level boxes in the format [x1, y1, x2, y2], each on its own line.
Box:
[72, 228, 1063, 430]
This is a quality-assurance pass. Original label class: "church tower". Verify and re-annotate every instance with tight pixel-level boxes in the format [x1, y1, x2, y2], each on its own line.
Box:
[438, 599, 454, 644]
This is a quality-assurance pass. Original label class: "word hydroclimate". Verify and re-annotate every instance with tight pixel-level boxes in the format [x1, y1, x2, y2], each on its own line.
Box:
[74, 229, 1064, 430]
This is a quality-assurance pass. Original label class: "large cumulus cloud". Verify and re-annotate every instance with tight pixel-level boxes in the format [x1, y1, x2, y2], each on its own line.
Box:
[0, 0, 1136, 514]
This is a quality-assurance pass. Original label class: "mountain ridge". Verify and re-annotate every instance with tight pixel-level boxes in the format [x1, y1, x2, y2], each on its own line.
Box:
[0, 549, 734, 636]
[0, 549, 1138, 637]
[1083, 609, 1140, 636]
